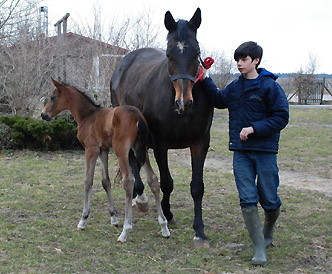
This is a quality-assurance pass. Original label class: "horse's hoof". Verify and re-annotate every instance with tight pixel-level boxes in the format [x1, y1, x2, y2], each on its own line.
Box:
[167, 217, 177, 225]
[117, 236, 127, 243]
[193, 237, 210, 248]
[136, 202, 149, 213]
[111, 216, 119, 227]
[77, 227, 84, 231]
[161, 227, 171, 238]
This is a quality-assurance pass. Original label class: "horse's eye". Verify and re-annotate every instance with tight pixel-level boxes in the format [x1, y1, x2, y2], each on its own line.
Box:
[50, 96, 55, 102]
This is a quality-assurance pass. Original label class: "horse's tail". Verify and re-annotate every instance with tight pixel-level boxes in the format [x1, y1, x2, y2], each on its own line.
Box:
[133, 115, 148, 168]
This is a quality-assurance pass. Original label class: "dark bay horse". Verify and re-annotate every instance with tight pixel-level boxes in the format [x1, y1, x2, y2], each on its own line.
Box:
[41, 78, 170, 242]
[111, 8, 214, 246]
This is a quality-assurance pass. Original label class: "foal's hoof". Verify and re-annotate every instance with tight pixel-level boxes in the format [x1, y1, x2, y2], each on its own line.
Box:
[193, 237, 210, 248]
[136, 202, 149, 213]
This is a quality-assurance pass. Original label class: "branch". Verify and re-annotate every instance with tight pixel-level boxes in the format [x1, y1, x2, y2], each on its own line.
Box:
[0, 0, 21, 30]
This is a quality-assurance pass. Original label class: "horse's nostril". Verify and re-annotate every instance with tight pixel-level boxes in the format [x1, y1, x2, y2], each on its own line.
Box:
[187, 100, 193, 109]
[175, 100, 183, 108]
[175, 100, 185, 114]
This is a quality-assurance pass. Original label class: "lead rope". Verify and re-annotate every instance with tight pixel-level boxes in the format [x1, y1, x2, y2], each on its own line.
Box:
[195, 56, 215, 83]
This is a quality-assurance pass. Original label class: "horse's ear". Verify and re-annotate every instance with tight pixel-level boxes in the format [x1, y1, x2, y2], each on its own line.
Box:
[188, 8, 201, 31]
[164, 11, 177, 32]
[51, 78, 63, 90]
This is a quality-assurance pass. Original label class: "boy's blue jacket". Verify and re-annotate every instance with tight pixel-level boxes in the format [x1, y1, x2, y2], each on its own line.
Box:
[201, 68, 289, 153]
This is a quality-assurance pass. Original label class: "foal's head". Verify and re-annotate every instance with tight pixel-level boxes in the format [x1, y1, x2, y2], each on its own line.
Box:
[42, 78, 100, 122]
[164, 8, 201, 114]
[41, 78, 69, 121]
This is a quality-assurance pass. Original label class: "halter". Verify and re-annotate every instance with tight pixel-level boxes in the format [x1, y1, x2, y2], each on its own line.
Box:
[170, 74, 196, 82]
[169, 55, 211, 82]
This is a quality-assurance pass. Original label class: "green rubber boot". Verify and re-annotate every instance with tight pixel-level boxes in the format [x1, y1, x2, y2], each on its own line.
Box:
[241, 207, 267, 266]
[263, 207, 280, 248]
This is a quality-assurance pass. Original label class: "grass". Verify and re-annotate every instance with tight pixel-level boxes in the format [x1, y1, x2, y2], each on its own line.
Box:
[0, 107, 331, 273]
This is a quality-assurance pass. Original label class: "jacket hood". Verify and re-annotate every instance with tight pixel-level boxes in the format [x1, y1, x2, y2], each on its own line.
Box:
[239, 68, 278, 81]
[257, 68, 278, 81]
[237, 68, 278, 92]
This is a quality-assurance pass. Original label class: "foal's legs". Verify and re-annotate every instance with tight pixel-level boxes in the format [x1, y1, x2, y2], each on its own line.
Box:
[115, 148, 135, 243]
[99, 149, 118, 226]
[77, 148, 99, 230]
[143, 154, 170, 238]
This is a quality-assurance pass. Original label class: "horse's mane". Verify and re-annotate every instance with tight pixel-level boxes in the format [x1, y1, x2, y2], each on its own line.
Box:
[60, 81, 101, 108]
[176, 20, 188, 41]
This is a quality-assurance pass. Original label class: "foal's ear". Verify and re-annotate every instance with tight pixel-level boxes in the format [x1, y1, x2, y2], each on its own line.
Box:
[164, 10, 177, 32]
[188, 8, 201, 31]
[51, 78, 63, 90]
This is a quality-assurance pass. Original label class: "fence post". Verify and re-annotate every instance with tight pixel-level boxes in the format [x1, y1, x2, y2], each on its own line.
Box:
[320, 78, 325, 105]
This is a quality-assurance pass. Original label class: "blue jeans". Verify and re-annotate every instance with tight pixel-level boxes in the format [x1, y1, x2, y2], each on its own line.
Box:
[233, 151, 281, 211]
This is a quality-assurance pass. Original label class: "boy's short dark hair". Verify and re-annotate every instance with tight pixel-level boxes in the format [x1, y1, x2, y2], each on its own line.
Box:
[234, 41, 263, 68]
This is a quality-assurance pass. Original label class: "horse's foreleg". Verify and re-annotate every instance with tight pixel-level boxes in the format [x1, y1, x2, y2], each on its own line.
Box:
[190, 137, 210, 245]
[77, 148, 98, 230]
[116, 152, 134, 243]
[99, 149, 118, 226]
[143, 154, 170, 238]
[153, 146, 174, 223]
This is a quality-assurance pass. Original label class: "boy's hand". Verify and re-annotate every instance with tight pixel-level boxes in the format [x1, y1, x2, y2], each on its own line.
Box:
[240, 127, 254, 141]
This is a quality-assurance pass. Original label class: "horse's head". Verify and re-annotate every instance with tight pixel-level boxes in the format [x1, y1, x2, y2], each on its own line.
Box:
[165, 8, 201, 114]
[41, 78, 68, 121]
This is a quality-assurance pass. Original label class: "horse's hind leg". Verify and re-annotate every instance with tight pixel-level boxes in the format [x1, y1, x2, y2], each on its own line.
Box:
[77, 148, 98, 230]
[143, 153, 170, 238]
[99, 149, 118, 226]
[129, 150, 148, 212]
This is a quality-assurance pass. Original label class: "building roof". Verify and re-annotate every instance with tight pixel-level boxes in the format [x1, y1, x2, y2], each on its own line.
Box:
[48, 32, 128, 53]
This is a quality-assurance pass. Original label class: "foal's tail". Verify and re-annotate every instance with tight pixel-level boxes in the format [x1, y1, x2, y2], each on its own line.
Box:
[114, 105, 148, 168]
[133, 116, 148, 168]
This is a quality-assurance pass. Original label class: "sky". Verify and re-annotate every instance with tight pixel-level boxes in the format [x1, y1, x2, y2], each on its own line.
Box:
[40, 0, 332, 74]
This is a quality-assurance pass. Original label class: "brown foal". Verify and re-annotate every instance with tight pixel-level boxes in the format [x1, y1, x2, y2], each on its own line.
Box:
[41, 78, 170, 242]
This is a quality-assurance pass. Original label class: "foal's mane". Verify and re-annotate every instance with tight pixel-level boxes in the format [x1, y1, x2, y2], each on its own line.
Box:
[60, 81, 101, 108]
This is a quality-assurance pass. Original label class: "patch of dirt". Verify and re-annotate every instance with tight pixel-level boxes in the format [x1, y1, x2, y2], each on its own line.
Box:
[279, 170, 332, 198]
[170, 149, 332, 198]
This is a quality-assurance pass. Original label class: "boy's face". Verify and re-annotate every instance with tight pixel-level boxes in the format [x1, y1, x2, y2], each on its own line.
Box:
[236, 56, 260, 76]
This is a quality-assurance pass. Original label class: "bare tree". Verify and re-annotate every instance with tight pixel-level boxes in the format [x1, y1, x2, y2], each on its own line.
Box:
[292, 54, 317, 104]
[0, 3, 162, 116]
[68, 9, 131, 107]
[0, 0, 21, 30]
[0, 36, 60, 115]
[127, 7, 161, 50]
[201, 48, 236, 89]
[0, 0, 56, 115]
[306, 53, 318, 75]
[67, 6, 161, 106]
[0, 0, 38, 45]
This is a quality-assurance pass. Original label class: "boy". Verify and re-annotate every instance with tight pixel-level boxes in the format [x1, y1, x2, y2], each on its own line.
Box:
[200, 41, 289, 266]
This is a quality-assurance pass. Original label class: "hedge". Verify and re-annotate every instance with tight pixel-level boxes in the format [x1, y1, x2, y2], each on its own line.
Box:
[0, 115, 82, 151]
